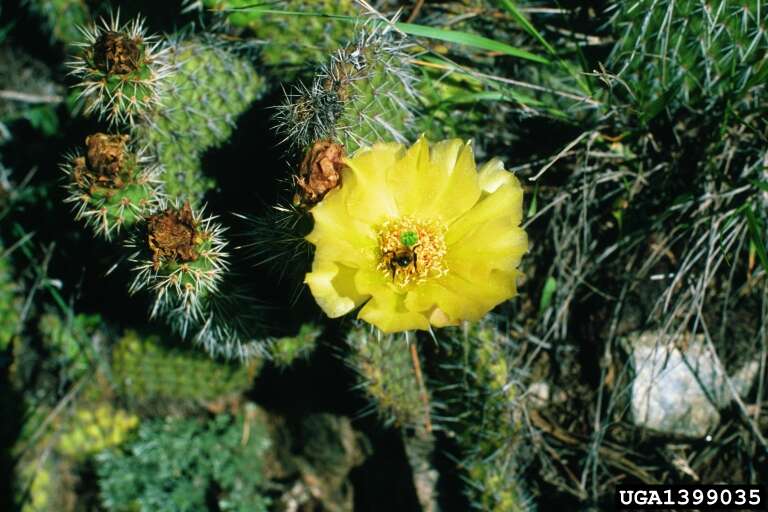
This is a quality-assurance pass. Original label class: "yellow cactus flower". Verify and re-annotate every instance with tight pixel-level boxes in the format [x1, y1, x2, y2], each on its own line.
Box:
[304, 137, 528, 333]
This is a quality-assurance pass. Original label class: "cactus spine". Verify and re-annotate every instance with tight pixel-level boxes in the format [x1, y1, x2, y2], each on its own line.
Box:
[435, 321, 530, 511]
[255, 25, 424, 294]
[608, 0, 768, 120]
[68, 16, 266, 202]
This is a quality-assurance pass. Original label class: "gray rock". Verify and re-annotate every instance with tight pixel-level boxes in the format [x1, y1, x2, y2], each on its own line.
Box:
[628, 331, 758, 438]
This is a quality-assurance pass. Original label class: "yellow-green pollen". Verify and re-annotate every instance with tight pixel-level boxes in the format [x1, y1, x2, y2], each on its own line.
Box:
[377, 217, 448, 286]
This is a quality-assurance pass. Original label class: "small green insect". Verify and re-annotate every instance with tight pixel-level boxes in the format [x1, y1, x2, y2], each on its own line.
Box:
[400, 230, 418, 248]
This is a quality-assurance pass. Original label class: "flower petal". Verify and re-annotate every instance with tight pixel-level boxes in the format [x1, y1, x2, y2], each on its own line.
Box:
[427, 139, 482, 223]
[358, 290, 431, 333]
[477, 158, 514, 193]
[343, 143, 401, 224]
[428, 307, 458, 327]
[308, 187, 378, 268]
[354, 267, 391, 298]
[305, 261, 368, 318]
[304, 138, 528, 333]
[386, 136, 434, 216]
[437, 271, 518, 321]
[387, 137, 481, 223]
[446, 178, 524, 246]
[447, 221, 528, 277]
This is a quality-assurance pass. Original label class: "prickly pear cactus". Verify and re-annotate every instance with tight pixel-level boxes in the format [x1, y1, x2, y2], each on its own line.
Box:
[202, 0, 357, 81]
[268, 323, 321, 367]
[137, 37, 266, 202]
[16, 455, 76, 512]
[62, 133, 162, 239]
[126, 200, 229, 323]
[608, 0, 768, 120]
[57, 403, 140, 458]
[110, 330, 260, 406]
[68, 17, 266, 203]
[37, 312, 104, 382]
[436, 321, 529, 511]
[346, 327, 425, 428]
[276, 25, 420, 152]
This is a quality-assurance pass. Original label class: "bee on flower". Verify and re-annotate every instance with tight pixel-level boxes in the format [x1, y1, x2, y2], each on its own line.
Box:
[303, 137, 528, 333]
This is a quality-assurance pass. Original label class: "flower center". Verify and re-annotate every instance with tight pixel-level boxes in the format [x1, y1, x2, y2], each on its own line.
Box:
[377, 217, 448, 286]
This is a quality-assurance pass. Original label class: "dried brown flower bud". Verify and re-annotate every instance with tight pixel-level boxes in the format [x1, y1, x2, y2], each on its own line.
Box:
[72, 133, 130, 189]
[92, 31, 141, 75]
[295, 140, 345, 206]
[146, 202, 200, 270]
[86, 133, 129, 176]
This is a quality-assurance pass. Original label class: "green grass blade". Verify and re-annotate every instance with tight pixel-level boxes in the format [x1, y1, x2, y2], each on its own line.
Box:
[221, 7, 549, 63]
[538, 276, 557, 315]
[396, 22, 549, 64]
[415, 55, 569, 117]
[440, 90, 543, 108]
[496, 0, 556, 55]
[745, 205, 768, 274]
[496, 0, 592, 94]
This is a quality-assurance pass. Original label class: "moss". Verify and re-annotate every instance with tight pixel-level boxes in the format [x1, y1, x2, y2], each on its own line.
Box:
[96, 409, 270, 511]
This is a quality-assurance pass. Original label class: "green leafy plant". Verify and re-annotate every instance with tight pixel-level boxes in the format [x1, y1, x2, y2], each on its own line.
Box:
[97, 409, 271, 512]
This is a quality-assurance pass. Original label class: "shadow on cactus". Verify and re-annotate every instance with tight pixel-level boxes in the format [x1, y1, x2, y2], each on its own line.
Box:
[136, 34, 266, 203]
